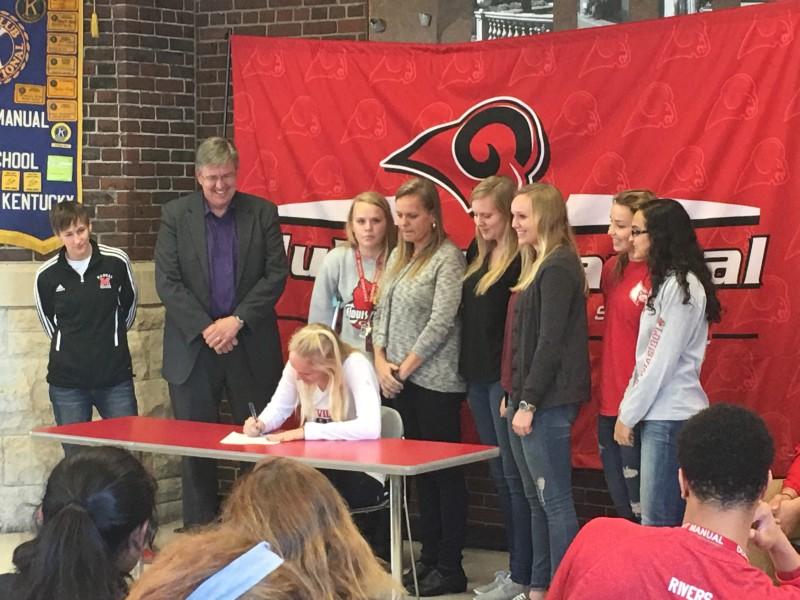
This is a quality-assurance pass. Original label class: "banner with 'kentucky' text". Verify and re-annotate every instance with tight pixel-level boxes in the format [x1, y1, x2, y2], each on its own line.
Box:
[232, 1, 800, 472]
[0, 0, 82, 253]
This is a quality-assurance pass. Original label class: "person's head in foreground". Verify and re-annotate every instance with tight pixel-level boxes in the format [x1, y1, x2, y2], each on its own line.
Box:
[127, 456, 398, 600]
[548, 404, 800, 599]
[7, 446, 156, 600]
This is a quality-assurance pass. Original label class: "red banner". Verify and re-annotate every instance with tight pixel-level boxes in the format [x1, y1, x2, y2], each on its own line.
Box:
[232, 1, 800, 473]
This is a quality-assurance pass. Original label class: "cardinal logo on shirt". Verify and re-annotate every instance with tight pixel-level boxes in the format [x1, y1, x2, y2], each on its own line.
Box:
[97, 273, 113, 289]
[343, 278, 376, 330]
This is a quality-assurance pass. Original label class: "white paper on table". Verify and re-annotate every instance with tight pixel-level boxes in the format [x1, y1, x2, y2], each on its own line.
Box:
[220, 431, 280, 445]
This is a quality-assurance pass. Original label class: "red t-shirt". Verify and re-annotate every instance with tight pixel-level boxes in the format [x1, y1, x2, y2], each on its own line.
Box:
[549, 518, 800, 599]
[599, 257, 650, 416]
[784, 444, 800, 493]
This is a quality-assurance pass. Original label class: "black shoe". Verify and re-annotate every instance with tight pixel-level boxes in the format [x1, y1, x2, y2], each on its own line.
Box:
[402, 561, 435, 590]
[416, 567, 468, 597]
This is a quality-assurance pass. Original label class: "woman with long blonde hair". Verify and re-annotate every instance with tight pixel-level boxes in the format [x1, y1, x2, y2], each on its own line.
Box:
[459, 176, 529, 599]
[127, 456, 399, 600]
[309, 191, 397, 355]
[507, 183, 590, 599]
[242, 323, 384, 509]
[372, 177, 468, 596]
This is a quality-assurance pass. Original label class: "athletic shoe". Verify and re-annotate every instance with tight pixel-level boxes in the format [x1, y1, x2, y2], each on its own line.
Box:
[474, 570, 510, 594]
[476, 579, 529, 600]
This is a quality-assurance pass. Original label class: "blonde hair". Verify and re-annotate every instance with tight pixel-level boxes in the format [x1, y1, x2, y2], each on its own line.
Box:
[463, 176, 519, 296]
[344, 191, 397, 259]
[385, 177, 446, 280]
[511, 183, 587, 295]
[127, 457, 399, 600]
[288, 323, 357, 424]
[610, 188, 655, 278]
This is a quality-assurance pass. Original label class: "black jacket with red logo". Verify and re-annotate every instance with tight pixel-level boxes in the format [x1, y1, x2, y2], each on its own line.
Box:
[34, 239, 137, 388]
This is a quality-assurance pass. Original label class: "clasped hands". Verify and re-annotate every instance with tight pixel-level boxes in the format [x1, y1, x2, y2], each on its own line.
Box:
[202, 315, 243, 355]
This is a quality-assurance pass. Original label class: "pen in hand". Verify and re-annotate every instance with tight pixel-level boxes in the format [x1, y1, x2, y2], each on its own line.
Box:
[246, 402, 263, 436]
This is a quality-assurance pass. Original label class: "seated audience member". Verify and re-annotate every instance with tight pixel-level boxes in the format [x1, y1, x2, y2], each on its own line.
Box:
[549, 404, 800, 599]
[771, 444, 800, 536]
[243, 323, 385, 510]
[127, 456, 398, 600]
[0, 446, 156, 600]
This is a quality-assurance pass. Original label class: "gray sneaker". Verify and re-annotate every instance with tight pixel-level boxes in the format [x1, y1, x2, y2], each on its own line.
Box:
[473, 570, 510, 595]
[477, 579, 529, 600]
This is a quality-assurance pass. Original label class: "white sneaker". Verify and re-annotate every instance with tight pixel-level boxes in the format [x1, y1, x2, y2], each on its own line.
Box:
[474, 570, 510, 595]
[510, 594, 529, 600]
[477, 579, 529, 600]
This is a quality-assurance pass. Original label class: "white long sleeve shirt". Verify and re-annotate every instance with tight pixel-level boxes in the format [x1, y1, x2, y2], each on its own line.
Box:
[257, 352, 381, 440]
[618, 272, 710, 427]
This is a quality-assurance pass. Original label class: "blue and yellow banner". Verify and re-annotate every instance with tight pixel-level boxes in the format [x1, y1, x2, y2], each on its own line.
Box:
[0, 0, 82, 253]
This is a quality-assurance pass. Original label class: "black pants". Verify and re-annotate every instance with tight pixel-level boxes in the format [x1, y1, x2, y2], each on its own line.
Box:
[320, 469, 387, 510]
[168, 345, 273, 526]
[391, 380, 467, 572]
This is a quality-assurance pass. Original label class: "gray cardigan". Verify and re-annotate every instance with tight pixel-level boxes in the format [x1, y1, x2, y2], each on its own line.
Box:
[510, 246, 590, 410]
[373, 240, 466, 393]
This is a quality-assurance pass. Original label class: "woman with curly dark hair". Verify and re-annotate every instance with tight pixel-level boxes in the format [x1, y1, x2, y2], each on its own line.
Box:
[614, 199, 721, 527]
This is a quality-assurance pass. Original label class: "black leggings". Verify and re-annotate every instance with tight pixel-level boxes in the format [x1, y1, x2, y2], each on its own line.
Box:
[390, 380, 467, 572]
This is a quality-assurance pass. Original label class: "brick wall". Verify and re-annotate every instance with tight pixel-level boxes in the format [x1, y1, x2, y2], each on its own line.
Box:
[82, 0, 197, 261]
[194, 0, 368, 143]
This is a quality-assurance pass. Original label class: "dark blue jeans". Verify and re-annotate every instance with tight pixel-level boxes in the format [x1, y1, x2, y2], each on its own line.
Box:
[597, 415, 641, 521]
[508, 402, 580, 590]
[467, 382, 532, 585]
[49, 379, 138, 454]
[640, 419, 687, 526]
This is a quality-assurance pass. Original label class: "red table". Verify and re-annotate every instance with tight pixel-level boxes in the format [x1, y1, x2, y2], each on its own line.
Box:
[31, 416, 499, 582]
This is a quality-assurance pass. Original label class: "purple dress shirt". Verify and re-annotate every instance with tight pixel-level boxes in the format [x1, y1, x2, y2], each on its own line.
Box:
[204, 200, 238, 319]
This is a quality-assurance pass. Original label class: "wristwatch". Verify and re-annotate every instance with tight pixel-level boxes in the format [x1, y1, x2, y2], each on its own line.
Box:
[518, 400, 536, 413]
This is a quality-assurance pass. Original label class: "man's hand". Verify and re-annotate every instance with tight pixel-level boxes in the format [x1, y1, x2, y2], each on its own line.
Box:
[751, 500, 800, 574]
[266, 427, 305, 442]
[771, 494, 800, 536]
[202, 316, 243, 354]
[614, 419, 635, 447]
[512, 407, 534, 437]
[499, 395, 507, 418]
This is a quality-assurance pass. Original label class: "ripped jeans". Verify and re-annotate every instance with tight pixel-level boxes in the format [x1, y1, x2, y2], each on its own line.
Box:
[597, 415, 641, 521]
[508, 402, 580, 590]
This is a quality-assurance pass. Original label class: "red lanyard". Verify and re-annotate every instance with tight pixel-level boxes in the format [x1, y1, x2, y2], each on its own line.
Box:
[682, 523, 748, 561]
[354, 248, 383, 306]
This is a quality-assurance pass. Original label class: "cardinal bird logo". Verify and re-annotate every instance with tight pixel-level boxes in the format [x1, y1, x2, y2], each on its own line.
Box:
[380, 96, 549, 211]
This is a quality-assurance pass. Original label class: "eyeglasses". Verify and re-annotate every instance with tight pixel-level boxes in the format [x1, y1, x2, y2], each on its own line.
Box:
[630, 228, 648, 237]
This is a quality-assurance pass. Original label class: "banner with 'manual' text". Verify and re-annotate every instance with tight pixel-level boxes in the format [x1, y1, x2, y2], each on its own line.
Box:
[233, 1, 800, 472]
[0, 0, 82, 253]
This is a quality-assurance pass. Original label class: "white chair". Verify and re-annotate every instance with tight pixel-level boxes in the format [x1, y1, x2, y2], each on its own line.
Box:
[350, 407, 418, 597]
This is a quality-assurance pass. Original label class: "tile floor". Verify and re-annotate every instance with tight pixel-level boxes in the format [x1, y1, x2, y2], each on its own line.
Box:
[0, 521, 508, 599]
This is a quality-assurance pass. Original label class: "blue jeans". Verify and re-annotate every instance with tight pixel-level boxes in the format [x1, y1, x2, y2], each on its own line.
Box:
[467, 382, 532, 585]
[640, 419, 687, 526]
[597, 415, 641, 521]
[49, 380, 138, 454]
[508, 402, 580, 590]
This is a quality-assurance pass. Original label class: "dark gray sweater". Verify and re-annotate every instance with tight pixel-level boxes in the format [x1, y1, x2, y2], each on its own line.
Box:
[510, 246, 591, 410]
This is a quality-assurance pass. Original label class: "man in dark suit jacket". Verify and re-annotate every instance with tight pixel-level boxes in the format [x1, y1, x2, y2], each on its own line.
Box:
[155, 137, 288, 527]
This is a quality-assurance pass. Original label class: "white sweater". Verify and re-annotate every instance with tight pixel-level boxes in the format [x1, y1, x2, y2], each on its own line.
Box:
[618, 272, 710, 426]
[257, 352, 381, 440]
